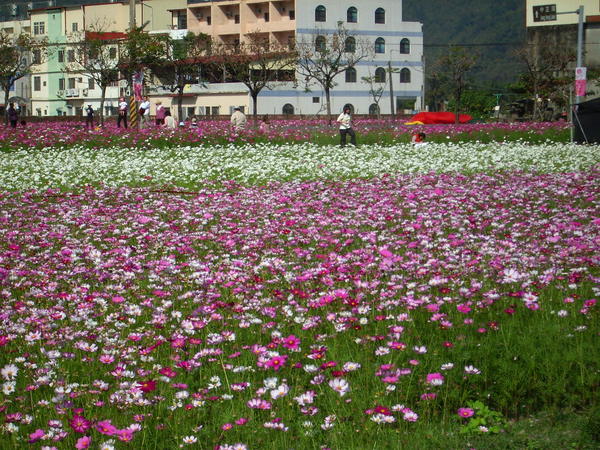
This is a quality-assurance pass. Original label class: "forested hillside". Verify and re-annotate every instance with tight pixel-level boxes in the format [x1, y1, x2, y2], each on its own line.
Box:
[403, 0, 526, 85]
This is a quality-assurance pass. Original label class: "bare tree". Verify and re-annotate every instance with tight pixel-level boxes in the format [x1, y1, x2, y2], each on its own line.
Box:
[219, 32, 296, 121]
[0, 31, 50, 123]
[295, 24, 373, 121]
[515, 44, 575, 121]
[67, 24, 124, 126]
[362, 70, 385, 118]
[434, 46, 478, 124]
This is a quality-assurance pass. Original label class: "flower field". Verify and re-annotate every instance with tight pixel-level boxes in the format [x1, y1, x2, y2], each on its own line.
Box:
[0, 137, 599, 449]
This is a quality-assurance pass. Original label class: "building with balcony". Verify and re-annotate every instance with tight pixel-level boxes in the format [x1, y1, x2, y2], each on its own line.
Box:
[27, 0, 185, 117]
[183, 0, 424, 115]
[0, 17, 32, 115]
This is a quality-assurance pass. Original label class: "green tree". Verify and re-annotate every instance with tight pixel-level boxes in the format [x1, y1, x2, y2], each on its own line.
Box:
[151, 32, 212, 122]
[220, 32, 296, 121]
[0, 31, 49, 123]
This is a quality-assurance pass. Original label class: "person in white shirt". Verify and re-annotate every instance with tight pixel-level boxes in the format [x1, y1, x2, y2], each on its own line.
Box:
[163, 110, 176, 129]
[336, 106, 356, 147]
[230, 106, 247, 132]
[117, 97, 128, 129]
[139, 96, 151, 128]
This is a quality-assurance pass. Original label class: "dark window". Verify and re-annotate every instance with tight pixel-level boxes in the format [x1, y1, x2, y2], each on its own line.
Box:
[375, 8, 385, 24]
[235, 14, 240, 24]
[177, 12, 187, 29]
[369, 103, 380, 115]
[344, 37, 355, 53]
[400, 38, 410, 54]
[88, 78, 94, 90]
[400, 68, 411, 83]
[282, 103, 294, 115]
[347, 7, 358, 23]
[315, 35, 326, 52]
[315, 5, 326, 22]
[58, 78, 65, 90]
[312, 96, 320, 103]
[375, 67, 386, 83]
[289, 10, 295, 20]
[34, 76, 41, 91]
[68, 78, 76, 89]
[345, 67, 357, 83]
[207, 16, 211, 25]
[32, 49, 41, 64]
[109, 47, 117, 59]
[72, 22, 78, 32]
[264, 12, 269, 22]
[375, 37, 385, 54]
[67, 49, 75, 63]
[58, 49, 64, 63]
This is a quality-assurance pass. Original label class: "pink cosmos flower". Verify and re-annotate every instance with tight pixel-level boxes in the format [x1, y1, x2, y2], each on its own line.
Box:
[69, 415, 91, 433]
[28, 429, 45, 443]
[265, 355, 288, 371]
[96, 420, 118, 435]
[282, 335, 300, 350]
[425, 373, 444, 386]
[457, 407, 475, 418]
[75, 436, 91, 449]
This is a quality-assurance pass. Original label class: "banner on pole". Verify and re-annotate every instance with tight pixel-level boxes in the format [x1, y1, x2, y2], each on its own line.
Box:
[132, 71, 144, 101]
[575, 67, 587, 97]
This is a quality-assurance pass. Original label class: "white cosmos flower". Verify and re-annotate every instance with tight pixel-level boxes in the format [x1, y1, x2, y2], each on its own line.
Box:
[1, 364, 18, 380]
[328, 378, 350, 396]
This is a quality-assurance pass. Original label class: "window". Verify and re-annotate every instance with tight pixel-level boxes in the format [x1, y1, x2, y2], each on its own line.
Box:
[211, 106, 219, 115]
[177, 12, 187, 29]
[67, 78, 76, 89]
[33, 21, 45, 35]
[34, 76, 41, 91]
[109, 47, 117, 59]
[207, 16, 211, 25]
[59, 78, 65, 90]
[344, 37, 356, 53]
[400, 38, 410, 54]
[264, 12, 269, 22]
[375, 67, 386, 83]
[347, 7, 358, 23]
[72, 22, 78, 32]
[345, 67, 357, 83]
[67, 49, 75, 63]
[235, 14, 240, 24]
[312, 97, 320, 103]
[315, 5, 326, 22]
[282, 103, 294, 115]
[375, 8, 385, 24]
[88, 78, 94, 90]
[343, 103, 354, 114]
[369, 103, 380, 116]
[375, 37, 385, 54]
[289, 10, 295, 20]
[400, 68, 411, 83]
[315, 35, 326, 52]
[58, 49, 65, 63]
[32, 49, 41, 64]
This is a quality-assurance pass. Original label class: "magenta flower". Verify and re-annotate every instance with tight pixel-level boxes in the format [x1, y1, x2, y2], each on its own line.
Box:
[96, 420, 118, 436]
[282, 335, 300, 350]
[265, 355, 288, 371]
[457, 407, 475, 418]
[75, 436, 92, 449]
[69, 415, 91, 433]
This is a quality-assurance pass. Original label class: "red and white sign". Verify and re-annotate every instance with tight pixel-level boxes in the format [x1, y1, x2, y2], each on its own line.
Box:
[575, 67, 587, 97]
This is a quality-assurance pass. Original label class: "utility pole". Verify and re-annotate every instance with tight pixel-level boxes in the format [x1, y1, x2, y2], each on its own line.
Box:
[388, 60, 394, 116]
[128, 0, 139, 128]
[129, 0, 136, 31]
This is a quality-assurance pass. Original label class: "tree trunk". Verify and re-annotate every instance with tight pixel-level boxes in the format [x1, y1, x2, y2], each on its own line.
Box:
[177, 88, 184, 124]
[251, 92, 258, 122]
[100, 85, 107, 127]
[3, 88, 9, 125]
[325, 87, 332, 125]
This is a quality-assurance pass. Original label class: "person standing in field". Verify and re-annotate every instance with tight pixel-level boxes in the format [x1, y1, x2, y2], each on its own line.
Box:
[230, 106, 247, 132]
[139, 96, 151, 128]
[7, 102, 18, 128]
[337, 106, 356, 147]
[155, 101, 165, 126]
[117, 97, 128, 129]
[85, 104, 94, 129]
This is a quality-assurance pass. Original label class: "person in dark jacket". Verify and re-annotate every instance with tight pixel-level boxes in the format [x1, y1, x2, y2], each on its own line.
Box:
[7, 102, 18, 128]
